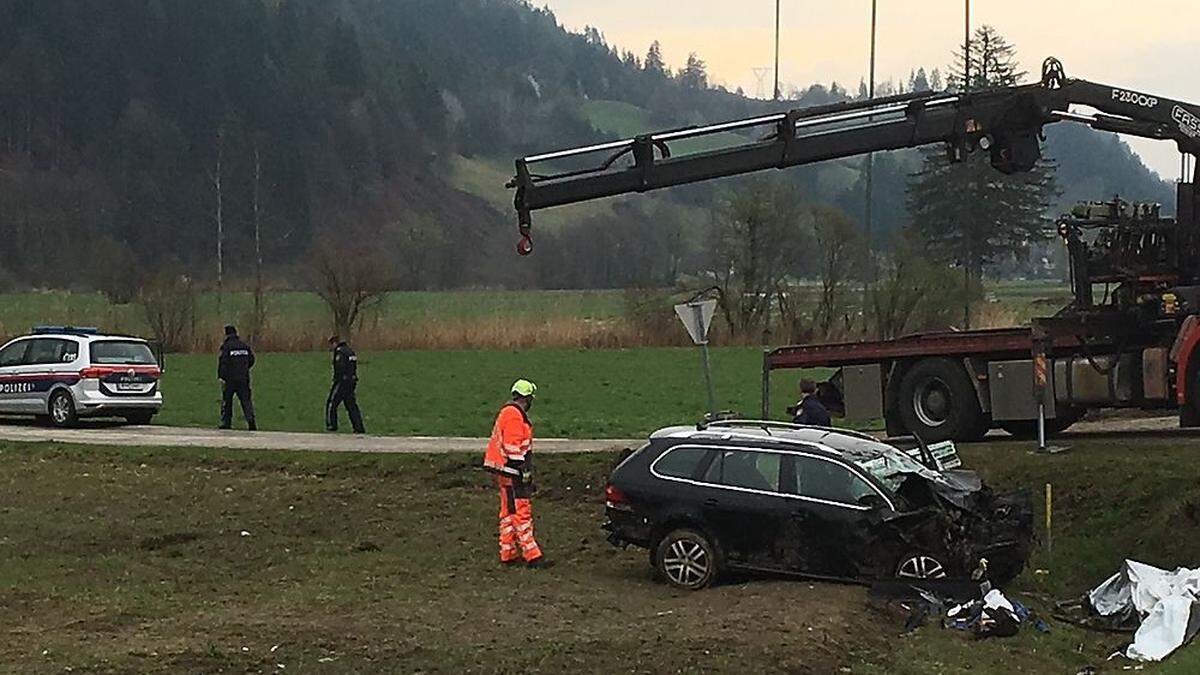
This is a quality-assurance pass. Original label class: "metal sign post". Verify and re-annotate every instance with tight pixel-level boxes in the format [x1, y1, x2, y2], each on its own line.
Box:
[1032, 328, 1069, 454]
[674, 300, 718, 415]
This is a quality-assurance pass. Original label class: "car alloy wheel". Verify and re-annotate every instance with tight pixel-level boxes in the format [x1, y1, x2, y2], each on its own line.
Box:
[656, 529, 717, 590]
[51, 393, 74, 426]
[896, 554, 947, 579]
[663, 540, 709, 586]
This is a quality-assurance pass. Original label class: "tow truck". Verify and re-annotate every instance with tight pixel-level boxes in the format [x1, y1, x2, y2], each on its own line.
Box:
[507, 58, 1200, 443]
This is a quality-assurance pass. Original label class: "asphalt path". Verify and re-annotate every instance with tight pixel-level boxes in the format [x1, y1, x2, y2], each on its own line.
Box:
[0, 414, 1193, 454]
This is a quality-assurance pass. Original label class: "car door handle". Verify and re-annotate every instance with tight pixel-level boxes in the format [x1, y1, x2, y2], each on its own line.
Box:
[704, 498, 720, 507]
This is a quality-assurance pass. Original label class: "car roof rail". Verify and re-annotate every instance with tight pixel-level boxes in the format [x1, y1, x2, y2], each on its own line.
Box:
[32, 325, 100, 336]
[700, 419, 881, 443]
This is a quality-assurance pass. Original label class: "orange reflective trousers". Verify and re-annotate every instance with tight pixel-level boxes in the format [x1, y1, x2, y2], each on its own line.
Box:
[498, 477, 542, 563]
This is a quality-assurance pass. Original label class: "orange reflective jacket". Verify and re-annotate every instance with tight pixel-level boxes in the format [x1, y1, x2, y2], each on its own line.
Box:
[483, 403, 533, 477]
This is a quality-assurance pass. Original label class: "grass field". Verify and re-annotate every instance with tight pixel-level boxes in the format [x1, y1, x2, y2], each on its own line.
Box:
[3, 437, 1199, 672]
[154, 348, 828, 438]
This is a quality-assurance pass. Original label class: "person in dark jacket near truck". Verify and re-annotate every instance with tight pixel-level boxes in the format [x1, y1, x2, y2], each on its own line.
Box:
[788, 379, 832, 427]
[325, 336, 365, 434]
[218, 325, 257, 430]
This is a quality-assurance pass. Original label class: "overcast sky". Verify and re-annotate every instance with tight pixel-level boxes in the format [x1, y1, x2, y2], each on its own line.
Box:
[542, 0, 1198, 180]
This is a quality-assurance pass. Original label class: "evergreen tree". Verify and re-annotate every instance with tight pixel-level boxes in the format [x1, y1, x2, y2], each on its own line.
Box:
[910, 68, 930, 92]
[644, 41, 666, 76]
[679, 53, 707, 89]
[906, 26, 1058, 327]
[947, 25, 1025, 92]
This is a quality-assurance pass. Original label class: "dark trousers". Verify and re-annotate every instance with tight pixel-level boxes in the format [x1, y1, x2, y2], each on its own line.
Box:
[220, 379, 256, 429]
[326, 379, 365, 433]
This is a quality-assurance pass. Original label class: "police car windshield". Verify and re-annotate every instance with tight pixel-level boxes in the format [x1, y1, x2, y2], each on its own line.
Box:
[91, 341, 156, 365]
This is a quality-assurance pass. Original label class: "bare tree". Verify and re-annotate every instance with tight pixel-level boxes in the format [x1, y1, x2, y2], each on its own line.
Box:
[209, 125, 225, 314]
[811, 205, 864, 335]
[705, 180, 808, 339]
[139, 271, 197, 352]
[248, 138, 268, 341]
[868, 232, 960, 340]
[306, 232, 393, 338]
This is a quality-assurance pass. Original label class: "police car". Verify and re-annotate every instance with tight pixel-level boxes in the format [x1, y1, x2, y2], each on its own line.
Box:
[0, 327, 163, 427]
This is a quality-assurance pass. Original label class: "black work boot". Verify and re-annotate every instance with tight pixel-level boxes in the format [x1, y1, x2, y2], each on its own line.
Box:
[527, 558, 555, 570]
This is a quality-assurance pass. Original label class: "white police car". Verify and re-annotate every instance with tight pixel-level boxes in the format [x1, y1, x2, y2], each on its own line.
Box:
[0, 327, 163, 427]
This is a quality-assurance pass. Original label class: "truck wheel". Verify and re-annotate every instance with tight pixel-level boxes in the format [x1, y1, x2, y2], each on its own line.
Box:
[1184, 364, 1200, 428]
[896, 358, 984, 443]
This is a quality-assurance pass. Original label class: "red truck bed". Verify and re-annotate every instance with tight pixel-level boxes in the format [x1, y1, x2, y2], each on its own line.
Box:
[765, 327, 1089, 371]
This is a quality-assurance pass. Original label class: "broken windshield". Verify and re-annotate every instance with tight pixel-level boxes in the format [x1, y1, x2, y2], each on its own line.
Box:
[849, 444, 944, 493]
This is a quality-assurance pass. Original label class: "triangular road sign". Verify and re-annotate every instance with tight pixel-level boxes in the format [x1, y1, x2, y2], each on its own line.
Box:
[674, 300, 718, 345]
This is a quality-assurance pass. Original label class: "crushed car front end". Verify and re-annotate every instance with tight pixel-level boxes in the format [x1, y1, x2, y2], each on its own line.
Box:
[809, 431, 1035, 584]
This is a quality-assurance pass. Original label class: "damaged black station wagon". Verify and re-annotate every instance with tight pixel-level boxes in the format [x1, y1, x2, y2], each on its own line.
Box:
[603, 421, 1033, 590]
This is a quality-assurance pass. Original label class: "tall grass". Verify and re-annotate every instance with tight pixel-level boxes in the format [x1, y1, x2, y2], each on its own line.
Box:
[0, 284, 1067, 353]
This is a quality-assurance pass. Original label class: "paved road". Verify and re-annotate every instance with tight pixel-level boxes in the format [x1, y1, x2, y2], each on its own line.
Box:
[0, 423, 640, 454]
[0, 415, 1192, 454]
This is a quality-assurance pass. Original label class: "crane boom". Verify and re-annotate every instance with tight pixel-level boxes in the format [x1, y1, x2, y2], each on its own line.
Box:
[507, 58, 1200, 255]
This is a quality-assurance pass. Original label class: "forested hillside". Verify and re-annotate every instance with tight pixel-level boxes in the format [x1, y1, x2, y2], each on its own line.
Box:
[0, 0, 1177, 293]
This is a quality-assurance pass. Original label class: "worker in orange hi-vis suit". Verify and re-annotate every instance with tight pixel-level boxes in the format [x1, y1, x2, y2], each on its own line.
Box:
[483, 379, 552, 568]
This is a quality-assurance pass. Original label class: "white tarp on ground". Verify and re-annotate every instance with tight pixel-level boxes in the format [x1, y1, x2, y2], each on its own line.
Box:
[1088, 560, 1200, 661]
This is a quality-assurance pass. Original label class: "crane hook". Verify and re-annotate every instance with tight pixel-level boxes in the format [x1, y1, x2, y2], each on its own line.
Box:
[516, 211, 534, 256]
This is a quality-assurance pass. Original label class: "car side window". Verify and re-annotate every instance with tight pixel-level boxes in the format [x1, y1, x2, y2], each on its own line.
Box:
[0, 341, 30, 367]
[653, 447, 709, 480]
[25, 339, 71, 366]
[794, 455, 877, 505]
[703, 450, 782, 492]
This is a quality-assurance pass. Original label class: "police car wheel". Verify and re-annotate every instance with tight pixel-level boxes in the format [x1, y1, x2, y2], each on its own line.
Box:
[48, 391, 79, 428]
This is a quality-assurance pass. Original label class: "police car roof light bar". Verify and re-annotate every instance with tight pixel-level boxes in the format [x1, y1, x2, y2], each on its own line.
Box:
[32, 326, 100, 336]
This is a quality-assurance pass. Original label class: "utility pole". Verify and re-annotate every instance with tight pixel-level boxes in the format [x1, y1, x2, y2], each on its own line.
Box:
[964, 0, 971, 91]
[962, 0, 973, 330]
[773, 0, 781, 100]
[864, 0, 878, 285]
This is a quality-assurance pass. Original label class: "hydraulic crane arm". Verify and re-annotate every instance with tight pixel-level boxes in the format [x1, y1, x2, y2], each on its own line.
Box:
[507, 58, 1200, 255]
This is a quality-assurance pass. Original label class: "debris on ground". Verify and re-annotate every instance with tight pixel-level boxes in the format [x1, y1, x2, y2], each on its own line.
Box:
[1085, 560, 1200, 662]
[944, 588, 1030, 638]
[870, 581, 1044, 639]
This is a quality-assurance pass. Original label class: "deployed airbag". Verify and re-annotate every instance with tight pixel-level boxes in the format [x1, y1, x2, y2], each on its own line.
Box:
[1088, 560, 1200, 662]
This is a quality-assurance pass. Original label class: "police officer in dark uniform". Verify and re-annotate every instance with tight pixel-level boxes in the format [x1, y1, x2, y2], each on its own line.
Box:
[788, 379, 832, 427]
[326, 335, 365, 434]
[218, 325, 257, 430]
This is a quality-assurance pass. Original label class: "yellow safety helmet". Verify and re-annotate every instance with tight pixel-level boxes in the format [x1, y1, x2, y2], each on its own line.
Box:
[511, 379, 538, 398]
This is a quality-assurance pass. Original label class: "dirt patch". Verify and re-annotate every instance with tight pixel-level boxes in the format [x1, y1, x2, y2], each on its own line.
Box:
[7, 441, 1200, 672]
